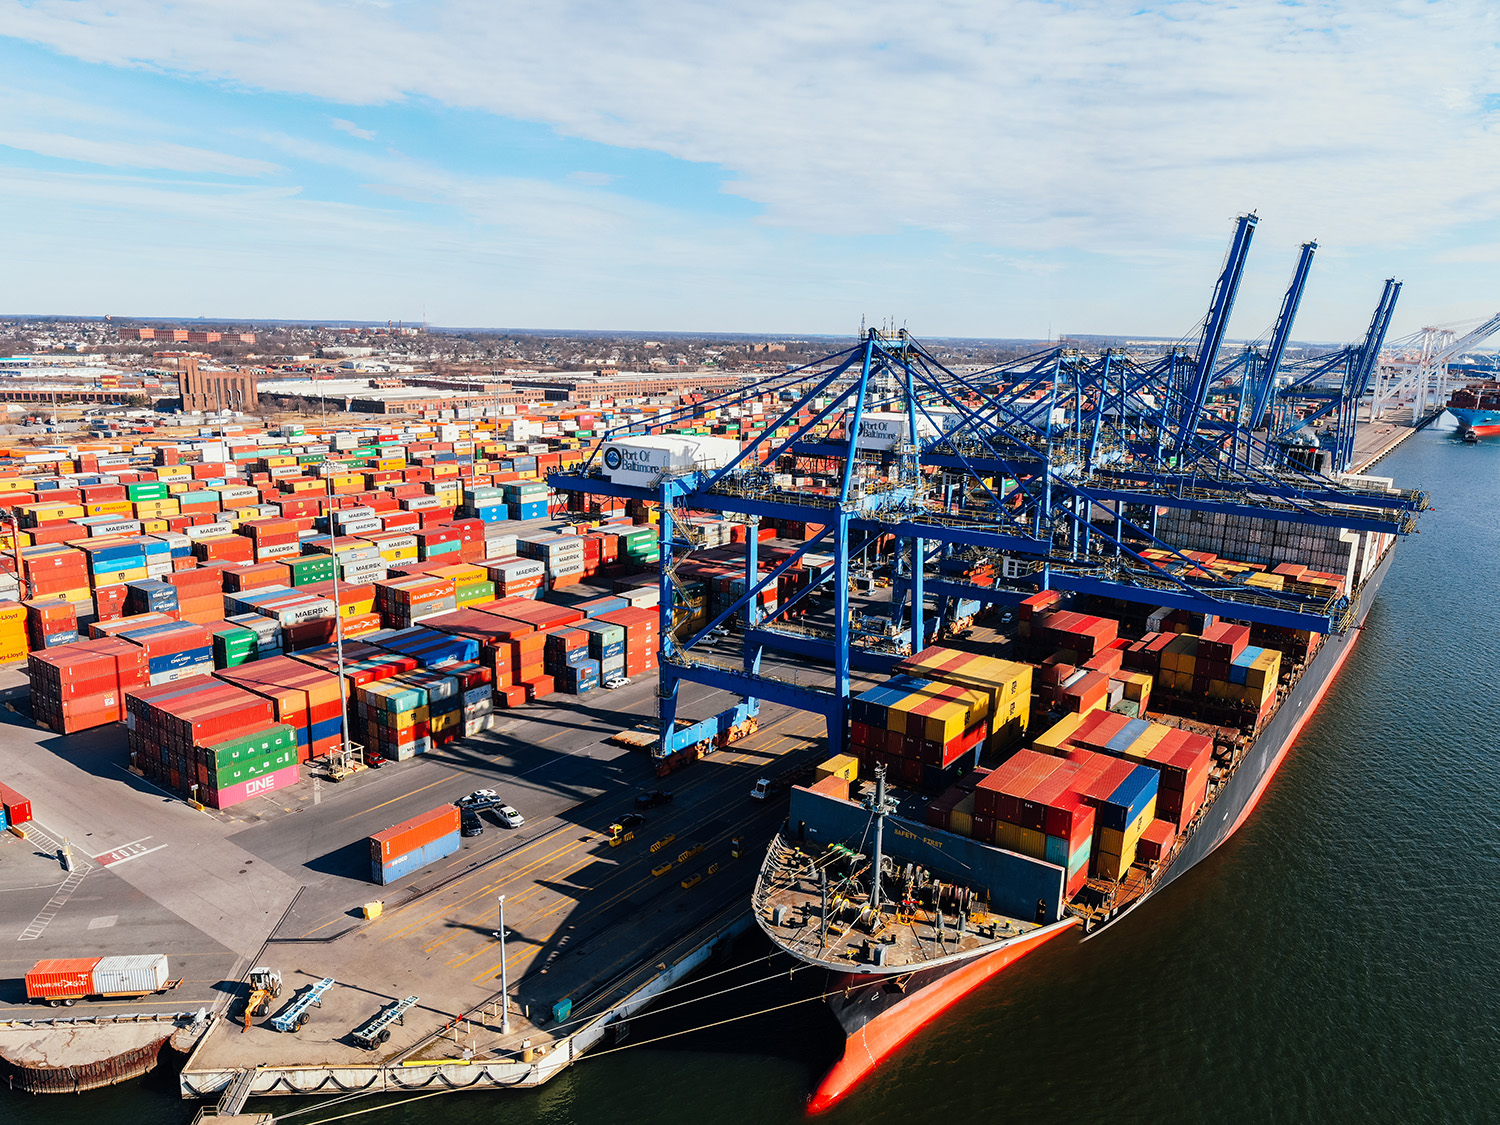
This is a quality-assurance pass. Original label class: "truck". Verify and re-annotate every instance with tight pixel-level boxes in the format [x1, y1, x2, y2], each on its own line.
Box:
[750, 765, 815, 801]
[25, 955, 176, 1006]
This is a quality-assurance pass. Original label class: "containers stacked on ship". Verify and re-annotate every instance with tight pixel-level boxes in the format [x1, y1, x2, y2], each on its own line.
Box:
[972, 750, 1097, 896]
[847, 674, 990, 790]
[1041, 710, 1216, 834]
[125, 679, 302, 807]
[894, 647, 1033, 751]
[28, 637, 148, 732]
[369, 804, 462, 884]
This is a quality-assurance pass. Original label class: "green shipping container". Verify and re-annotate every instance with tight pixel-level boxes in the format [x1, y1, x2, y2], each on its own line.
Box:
[126, 482, 170, 501]
[213, 744, 298, 788]
[201, 723, 298, 772]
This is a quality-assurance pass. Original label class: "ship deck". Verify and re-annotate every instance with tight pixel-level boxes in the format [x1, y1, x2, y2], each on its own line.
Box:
[754, 834, 1041, 973]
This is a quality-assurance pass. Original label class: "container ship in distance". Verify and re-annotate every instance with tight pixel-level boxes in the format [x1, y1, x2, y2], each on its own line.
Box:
[1446, 383, 1500, 441]
[753, 528, 1398, 1112]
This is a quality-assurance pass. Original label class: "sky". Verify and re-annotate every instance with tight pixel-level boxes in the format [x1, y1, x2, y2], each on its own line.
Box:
[0, 0, 1497, 342]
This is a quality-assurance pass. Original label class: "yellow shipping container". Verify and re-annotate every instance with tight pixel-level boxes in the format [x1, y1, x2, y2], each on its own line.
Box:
[1094, 842, 1136, 882]
[994, 820, 1047, 859]
[814, 754, 858, 784]
[948, 791, 976, 838]
[155, 465, 193, 480]
[141, 519, 169, 533]
[0, 601, 26, 626]
[1034, 711, 1084, 755]
[133, 499, 180, 517]
[1097, 799, 1157, 857]
[0, 477, 32, 493]
[24, 503, 86, 522]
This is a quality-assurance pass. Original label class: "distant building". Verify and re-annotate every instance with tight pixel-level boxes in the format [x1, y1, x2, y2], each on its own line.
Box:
[180, 356, 258, 412]
[511, 372, 743, 402]
[120, 328, 256, 344]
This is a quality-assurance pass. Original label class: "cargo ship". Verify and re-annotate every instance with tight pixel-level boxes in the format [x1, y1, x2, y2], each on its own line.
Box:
[753, 537, 1396, 1112]
[1446, 383, 1500, 441]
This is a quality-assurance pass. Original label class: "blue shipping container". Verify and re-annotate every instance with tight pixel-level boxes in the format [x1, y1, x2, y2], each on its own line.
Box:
[371, 828, 462, 885]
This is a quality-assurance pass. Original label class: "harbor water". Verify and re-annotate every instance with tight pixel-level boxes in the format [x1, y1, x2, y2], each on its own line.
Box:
[7, 419, 1498, 1124]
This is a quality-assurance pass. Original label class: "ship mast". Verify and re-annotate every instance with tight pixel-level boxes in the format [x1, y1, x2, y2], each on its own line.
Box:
[866, 765, 896, 912]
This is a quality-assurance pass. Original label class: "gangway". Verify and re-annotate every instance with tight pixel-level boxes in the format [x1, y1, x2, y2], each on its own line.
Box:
[269, 977, 334, 1033]
[350, 994, 419, 1049]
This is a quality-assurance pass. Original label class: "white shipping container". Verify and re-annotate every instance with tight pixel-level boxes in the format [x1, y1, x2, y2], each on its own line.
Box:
[91, 954, 169, 996]
[185, 522, 234, 541]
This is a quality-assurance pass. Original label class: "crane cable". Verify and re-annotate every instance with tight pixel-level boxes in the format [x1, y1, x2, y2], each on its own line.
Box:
[289, 990, 839, 1125]
[272, 951, 797, 1124]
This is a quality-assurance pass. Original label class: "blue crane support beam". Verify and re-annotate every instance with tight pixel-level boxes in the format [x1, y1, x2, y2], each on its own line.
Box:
[1179, 213, 1259, 445]
[1250, 240, 1318, 427]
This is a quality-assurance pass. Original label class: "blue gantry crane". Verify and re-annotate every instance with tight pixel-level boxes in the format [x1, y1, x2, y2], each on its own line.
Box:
[548, 217, 1428, 760]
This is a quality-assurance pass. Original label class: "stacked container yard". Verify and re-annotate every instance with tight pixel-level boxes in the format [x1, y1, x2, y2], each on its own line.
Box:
[29, 638, 148, 732]
[117, 620, 214, 685]
[126, 679, 301, 807]
[0, 600, 27, 662]
[215, 656, 346, 762]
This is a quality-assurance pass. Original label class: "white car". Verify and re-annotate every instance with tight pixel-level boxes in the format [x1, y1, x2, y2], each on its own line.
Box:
[496, 805, 525, 829]
[603, 676, 631, 690]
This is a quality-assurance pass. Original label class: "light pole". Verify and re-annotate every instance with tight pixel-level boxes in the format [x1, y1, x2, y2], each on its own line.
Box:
[495, 895, 510, 1034]
[324, 476, 353, 768]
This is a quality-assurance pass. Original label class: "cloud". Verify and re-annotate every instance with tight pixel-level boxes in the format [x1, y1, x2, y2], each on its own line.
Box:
[330, 117, 375, 140]
[568, 171, 617, 187]
[2, 0, 1497, 259]
[0, 127, 280, 175]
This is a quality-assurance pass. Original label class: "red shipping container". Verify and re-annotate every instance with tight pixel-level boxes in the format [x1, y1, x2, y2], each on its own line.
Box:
[0, 781, 34, 824]
[25, 958, 102, 1000]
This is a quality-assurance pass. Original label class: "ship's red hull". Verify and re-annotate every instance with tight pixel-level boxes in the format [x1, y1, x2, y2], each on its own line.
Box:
[808, 920, 1077, 1114]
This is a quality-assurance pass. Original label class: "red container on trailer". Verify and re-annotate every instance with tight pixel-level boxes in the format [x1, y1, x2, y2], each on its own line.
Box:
[25, 958, 102, 1000]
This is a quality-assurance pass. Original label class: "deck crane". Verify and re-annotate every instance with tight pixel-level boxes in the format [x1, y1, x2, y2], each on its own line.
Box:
[549, 221, 1429, 760]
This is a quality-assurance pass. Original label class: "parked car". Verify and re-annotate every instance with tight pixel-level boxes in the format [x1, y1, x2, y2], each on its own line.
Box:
[603, 676, 631, 690]
[495, 805, 525, 829]
[635, 789, 673, 809]
[460, 809, 485, 837]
